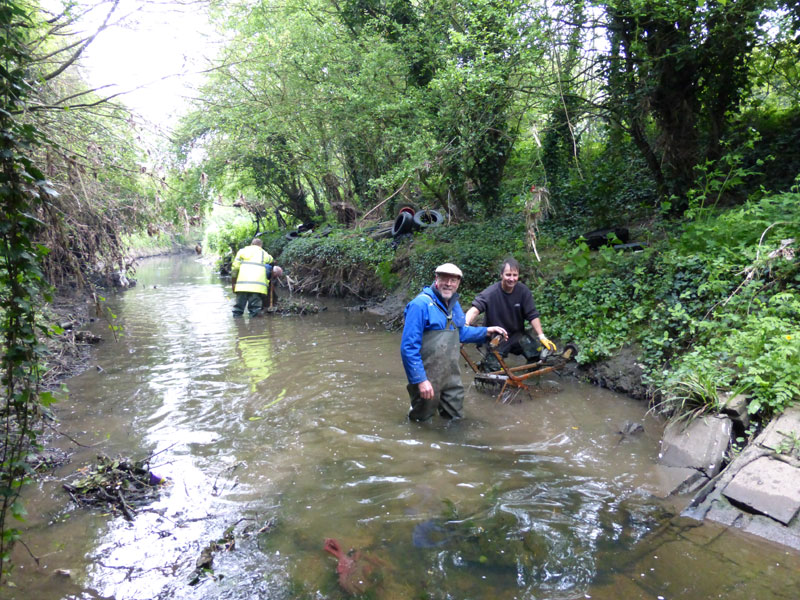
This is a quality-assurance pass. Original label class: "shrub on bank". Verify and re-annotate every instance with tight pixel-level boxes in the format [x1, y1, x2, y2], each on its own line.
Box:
[279, 232, 395, 297]
[405, 215, 529, 298]
[538, 192, 799, 419]
[204, 210, 254, 258]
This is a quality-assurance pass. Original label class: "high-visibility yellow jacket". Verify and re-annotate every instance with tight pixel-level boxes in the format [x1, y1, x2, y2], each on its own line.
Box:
[232, 245, 273, 294]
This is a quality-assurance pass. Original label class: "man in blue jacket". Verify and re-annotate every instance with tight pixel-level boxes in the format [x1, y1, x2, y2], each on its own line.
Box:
[401, 263, 508, 421]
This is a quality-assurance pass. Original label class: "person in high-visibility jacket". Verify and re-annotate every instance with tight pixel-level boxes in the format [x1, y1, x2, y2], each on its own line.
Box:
[231, 238, 283, 317]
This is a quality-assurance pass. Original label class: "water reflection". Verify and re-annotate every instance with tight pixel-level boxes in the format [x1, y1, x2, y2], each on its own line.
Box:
[235, 329, 275, 392]
[7, 255, 800, 600]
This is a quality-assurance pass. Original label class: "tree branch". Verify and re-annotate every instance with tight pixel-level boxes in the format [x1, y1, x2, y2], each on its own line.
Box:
[42, 0, 120, 82]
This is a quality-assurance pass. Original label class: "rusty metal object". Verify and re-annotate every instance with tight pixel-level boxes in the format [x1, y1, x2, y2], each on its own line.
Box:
[459, 345, 481, 373]
[468, 342, 578, 403]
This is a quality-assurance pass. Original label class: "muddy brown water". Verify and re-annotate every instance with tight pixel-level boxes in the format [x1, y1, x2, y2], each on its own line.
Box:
[5, 255, 800, 600]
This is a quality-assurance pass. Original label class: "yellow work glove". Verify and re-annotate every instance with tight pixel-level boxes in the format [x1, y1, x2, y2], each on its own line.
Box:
[538, 334, 557, 352]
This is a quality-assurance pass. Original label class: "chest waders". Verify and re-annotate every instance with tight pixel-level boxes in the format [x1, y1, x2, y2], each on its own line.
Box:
[407, 312, 465, 421]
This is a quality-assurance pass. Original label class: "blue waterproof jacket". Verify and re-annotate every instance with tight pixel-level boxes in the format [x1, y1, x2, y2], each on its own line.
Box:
[401, 285, 487, 385]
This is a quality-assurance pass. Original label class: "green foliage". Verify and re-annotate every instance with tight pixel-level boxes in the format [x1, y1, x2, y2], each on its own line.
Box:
[0, 0, 60, 576]
[774, 429, 800, 459]
[282, 233, 393, 271]
[203, 208, 258, 258]
[600, 0, 772, 206]
[376, 260, 399, 291]
[684, 135, 768, 220]
[731, 107, 800, 196]
[650, 371, 726, 424]
[540, 255, 648, 364]
[405, 216, 528, 297]
[258, 231, 291, 263]
[538, 190, 799, 423]
[563, 147, 657, 227]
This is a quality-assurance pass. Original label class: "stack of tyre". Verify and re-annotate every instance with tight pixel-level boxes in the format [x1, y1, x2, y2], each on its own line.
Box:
[391, 206, 444, 237]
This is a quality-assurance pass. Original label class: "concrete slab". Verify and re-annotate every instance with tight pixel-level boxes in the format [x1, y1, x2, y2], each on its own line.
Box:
[705, 500, 742, 527]
[706, 497, 800, 552]
[759, 407, 800, 453]
[738, 513, 800, 552]
[658, 415, 732, 476]
[722, 456, 800, 525]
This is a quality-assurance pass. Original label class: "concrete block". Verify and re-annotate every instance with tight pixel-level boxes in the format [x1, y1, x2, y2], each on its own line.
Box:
[722, 456, 800, 525]
[739, 514, 800, 552]
[720, 393, 750, 429]
[648, 465, 706, 498]
[759, 407, 800, 453]
[658, 415, 732, 476]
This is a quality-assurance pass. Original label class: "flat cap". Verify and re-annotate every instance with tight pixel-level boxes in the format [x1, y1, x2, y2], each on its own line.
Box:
[434, 263, 463, 278]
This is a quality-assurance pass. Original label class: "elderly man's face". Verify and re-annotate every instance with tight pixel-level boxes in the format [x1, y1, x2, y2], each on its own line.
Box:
[435, 274, 461, 300]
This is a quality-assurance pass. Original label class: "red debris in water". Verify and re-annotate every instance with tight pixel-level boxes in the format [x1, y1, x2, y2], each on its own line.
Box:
[323, 538, 384, 596]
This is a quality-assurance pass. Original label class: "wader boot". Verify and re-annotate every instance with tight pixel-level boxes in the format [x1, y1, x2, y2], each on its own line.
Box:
[517, 333, 542, 363]
[407, 328, 464, 421]
[232, 292, 263, 317]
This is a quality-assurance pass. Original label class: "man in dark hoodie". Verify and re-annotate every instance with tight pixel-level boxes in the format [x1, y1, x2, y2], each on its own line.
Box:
[400, 263, 507, 421]
[465, 256, 556, 372]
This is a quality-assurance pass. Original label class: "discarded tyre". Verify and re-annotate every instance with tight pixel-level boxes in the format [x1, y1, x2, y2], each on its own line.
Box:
[297, 222, 315, 233]
[395, 202, 418, 217]
[392, 211, 414, 236]
[398, 206, 415, 218]
[413, 209, 444, 229]
[579, 227, 629, 249]
[285, 230, 300, 241]
[613, 242, 648, 252]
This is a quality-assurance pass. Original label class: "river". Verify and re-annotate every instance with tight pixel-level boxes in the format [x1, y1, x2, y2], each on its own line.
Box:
[6, 255, 800, 600]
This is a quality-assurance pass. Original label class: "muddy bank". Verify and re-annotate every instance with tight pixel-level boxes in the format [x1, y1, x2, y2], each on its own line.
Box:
[43, 292, 102, 387]
[577, 344, 650, 400]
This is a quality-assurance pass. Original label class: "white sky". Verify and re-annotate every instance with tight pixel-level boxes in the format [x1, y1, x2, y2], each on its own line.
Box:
[77, 0, 218, 127]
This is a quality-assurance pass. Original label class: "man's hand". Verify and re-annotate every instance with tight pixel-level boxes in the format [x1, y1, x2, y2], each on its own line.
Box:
[486, 326, 508, 341]
[418, 380, 434, 400]
[538, 334, 557, 351]
[231, 276, 236, 293]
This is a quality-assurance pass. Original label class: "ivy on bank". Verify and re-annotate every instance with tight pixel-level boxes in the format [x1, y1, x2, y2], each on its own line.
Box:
[279, 232, 395, 298]
[0, 0, 60, 579]
[404, 215, 529, 297]
[538, 193, 799, 418]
